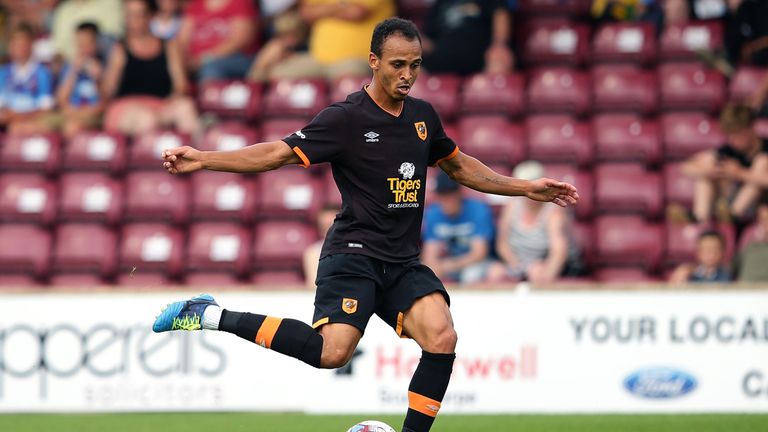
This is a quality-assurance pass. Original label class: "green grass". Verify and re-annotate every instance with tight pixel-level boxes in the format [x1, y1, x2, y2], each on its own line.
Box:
[1, 413, 766, 432]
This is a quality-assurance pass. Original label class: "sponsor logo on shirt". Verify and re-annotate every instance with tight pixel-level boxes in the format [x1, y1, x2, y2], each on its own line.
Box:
[364, 131, 380, 142]
[387, 162, 421, 208]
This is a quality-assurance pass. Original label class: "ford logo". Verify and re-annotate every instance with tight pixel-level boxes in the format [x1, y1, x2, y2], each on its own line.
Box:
[624, 368, 697, 399]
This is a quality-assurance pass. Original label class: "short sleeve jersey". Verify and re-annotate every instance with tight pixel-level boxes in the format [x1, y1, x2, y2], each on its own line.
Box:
[283, 89, 459, 262]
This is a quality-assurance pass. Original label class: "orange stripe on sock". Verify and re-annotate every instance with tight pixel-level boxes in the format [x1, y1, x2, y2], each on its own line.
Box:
[255, 316, 283, 349]
[408, 391, 441, 417]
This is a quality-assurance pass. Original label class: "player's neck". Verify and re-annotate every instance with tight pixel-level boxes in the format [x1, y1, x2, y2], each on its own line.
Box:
[365, 83, 403, 117]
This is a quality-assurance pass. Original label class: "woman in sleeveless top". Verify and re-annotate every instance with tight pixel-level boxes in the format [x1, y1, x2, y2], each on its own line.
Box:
[102, 0, 199, 137]
[488, 161, 583, 284]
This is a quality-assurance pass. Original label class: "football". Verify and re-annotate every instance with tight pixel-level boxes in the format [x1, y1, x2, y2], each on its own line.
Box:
[346, 420, 397, 432]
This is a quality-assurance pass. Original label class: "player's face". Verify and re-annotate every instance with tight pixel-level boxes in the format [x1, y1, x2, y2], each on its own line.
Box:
[371, 35, 422, 101]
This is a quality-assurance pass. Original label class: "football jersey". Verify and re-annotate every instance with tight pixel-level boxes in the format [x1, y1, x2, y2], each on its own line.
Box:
[283, 88, 458, 262]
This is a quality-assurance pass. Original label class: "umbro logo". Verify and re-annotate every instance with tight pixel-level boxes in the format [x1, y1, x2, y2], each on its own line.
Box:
[364, 131, 380, 142]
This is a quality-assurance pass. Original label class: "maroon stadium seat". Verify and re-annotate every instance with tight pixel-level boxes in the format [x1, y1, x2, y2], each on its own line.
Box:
[49, 274, 105, 287]
[187, 222, 251, 275]
[593, 114, 661, 164]
[331, 75, 371, 103]
[543, 164, 594, 220]
[595, 163, 662, 217]
[408, 74, 462, 121]
[592, 65, 658, 114]
[59, 173, 123, 224]
[0, 224, 51, 278]
[256, 167, 323, 221]
[130, 130, 191, 169]
[115, 272, 174, 287]
[0, 274, 40, 287]
[260, 118, 308, 142]
[251, 270, 305, 287]
[592, 22, 656, 64]
[198, 80, 263, 119]
[458, 115, 526, 165]
[663, 162, 695, 208]
[523, 22, 590, 66]
[518, 0, 591, 15]
[322, 168, 342, 207]
[253, 220, 318, 270]
[185, 272, 244, 286]
[595, 216, 663, 270]
[659, 21, 723, 61]
[593, 267, 660, 282]
[662, 113, 724, 159]
[659, 63, 726, 112]
[460, 73, 525, 117]
[572, 222, 595, 270]
[190, 171, 256, 221]
[120, 223, 184, 277]
[0, 173, 57, 225]
[527, 67, 591, 115]
[665, 222, 735, 268]
[52, 224, 118, 277]
[264, 78, 328, 118]
[729, 67, 768, 103]
[200, 122, 259, 152]
[0, 133, 61, 174]
[125, 171, 190, 224]
[526, 115, 594, 166]
[62, 131, 127, 174]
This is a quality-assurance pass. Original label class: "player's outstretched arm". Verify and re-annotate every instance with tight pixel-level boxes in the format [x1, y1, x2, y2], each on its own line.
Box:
[161, 140, 302, 174]
[438, 151, 579, 208]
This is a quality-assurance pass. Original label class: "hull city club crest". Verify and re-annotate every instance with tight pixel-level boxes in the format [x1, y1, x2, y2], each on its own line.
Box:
[342, 298, 358, 314]
[414, 121, 427, 141]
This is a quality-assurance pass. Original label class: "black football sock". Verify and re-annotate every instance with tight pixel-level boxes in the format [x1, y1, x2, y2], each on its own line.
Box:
[218, 309, 323, 368]
[402, 351, 455, 432]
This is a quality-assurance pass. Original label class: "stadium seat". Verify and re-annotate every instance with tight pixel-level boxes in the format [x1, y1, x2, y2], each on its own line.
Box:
[523, 22, 590, 66]
[49, 274, 105, 287]
[572, 221, 595, 270]
[595, 163, 663, 218]
[592, 114, 661, 165]
[185, 272, 244, 286]
[322, 168, 342, 207]
[199, 122, 259, 152]
[526, 115, 594, 166]
[251, 270, 305, 287]
[124, 171, 190, 224]
[114, 272, 175, 287]
[331, 75, 371, 103]
[52, 224, 118, 277]
[527, 67, 591, 115]
[0, 274, 40, 287]
[59, 173, 123, 225]
[658, 63, 726, 112]
[663, 162, 695, 208]
[518, 0, 591, 15]
[187, 222, 251, 276]
[119, 223, 184, 277]
[661, 113, 724, 159]
[592, 65, 658, 114]
[659, 21, 723, 61]
[408, 74, 462, 121]
[593, 267, 660, 282]
[198, 80, 263, 119]
[0, 224, 51, 278]
[665, 222, 735, 268]
[757, 119, 768, 139]
[0, 173, 57, 225]
[729, 67, 768, 103]
[260, 118, 308, 142]
[0, 133, 61, 174]
[542, 164, 594, 220]
[594, 216, 663, 270]
[130, 130, 191, 169]
[592, 22, 657, 64]
[252, 220, 318, 270]
[458, 115, 526, 165]
[460, 73, 525, 117]
[264, 78, 328, 118]
[62, 131, 127, 174]
[190, 170, 257, 221]
[256, 167, 323, 221]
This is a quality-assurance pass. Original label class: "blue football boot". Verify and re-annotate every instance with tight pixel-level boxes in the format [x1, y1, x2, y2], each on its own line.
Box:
[152, 293, 218, 332]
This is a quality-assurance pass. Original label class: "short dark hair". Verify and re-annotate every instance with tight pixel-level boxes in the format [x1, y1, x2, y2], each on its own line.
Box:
[76, 21, 100, 35]
[720, 103, 756, 133]
[699, 229, 725, 247]
[370, 17, 421, 58]
[11, 22, 35, 39]
[126, 0, 159, 14]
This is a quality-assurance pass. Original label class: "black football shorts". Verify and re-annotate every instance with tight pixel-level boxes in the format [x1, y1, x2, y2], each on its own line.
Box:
[311, 253, 450, 337]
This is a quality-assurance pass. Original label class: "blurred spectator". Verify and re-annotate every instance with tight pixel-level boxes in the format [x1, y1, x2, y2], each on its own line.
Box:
[592, 0, 658, 22]
[260, 0, 296, 19]
[734, 204, 768, 281]
[691, 0, 727, 19]
[661, 0, 690, 26]
[724, 0, 768, 67]
[669, 229, 732, 284]
[303, 204, 339, 288]
[151, 0, 184, 41]
[422, 0, 513, 76]
[248, 7, 308, 82]
[51, 0, 123, 61]
[421, 171, 495, 285]
[683, 103, 768, 223]
[752, 69, 768, 114]
[177, 0, 259, 82]
[266, 0, 395, 80]
[0, 0, 58, 36]
[0, 23, 54, 134]
[102, 0, 199, 137]
[487, 161, 583, 284]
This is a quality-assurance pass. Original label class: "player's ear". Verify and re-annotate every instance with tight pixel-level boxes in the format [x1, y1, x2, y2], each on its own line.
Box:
[369, 52, 379, 71]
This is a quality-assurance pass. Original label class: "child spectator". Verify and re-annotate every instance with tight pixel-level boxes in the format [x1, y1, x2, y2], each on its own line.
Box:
[151, 0, 184, 41]
[669, 229, 732, 284]
[51, 0, 124, 62]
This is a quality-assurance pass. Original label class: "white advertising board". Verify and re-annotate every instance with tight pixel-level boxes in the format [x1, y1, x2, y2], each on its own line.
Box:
[0, 290, 766, 413]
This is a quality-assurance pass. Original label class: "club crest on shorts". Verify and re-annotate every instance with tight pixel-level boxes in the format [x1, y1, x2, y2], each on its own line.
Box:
[342, 298, 358, 314]
[414, 121, 427, 141]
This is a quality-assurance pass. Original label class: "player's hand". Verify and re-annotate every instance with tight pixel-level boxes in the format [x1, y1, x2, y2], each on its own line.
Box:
[526, 178, 579, 207]
[161, 146, 204, 174]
